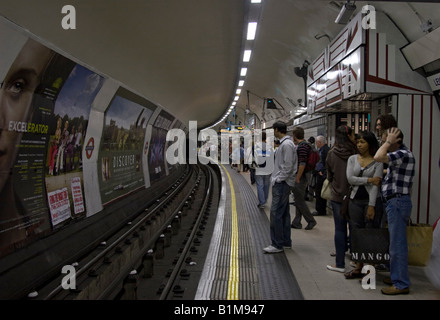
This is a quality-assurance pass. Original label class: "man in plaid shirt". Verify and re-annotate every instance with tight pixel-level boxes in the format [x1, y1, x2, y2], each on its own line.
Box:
[374, 127, 415, 295]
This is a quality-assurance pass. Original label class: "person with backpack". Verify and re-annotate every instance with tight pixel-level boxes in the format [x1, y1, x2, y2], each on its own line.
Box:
[291, 126, 317, 230]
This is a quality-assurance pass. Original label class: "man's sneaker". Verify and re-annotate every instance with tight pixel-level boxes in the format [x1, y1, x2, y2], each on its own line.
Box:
[326, 264, 345, 273]
[257, 204, 265, 209]
[381, 285, 409, 295]
[263, 245, 283, 253]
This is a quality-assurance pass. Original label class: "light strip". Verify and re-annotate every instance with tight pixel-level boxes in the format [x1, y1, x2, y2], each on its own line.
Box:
[243, 50, 252, 62]
[247, 22, 258, 40]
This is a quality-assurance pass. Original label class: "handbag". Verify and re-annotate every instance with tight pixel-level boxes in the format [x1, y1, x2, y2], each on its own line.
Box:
[407, 222, 433, 266]
[321, 179, 331, 200]
[351, 227, 390, 264]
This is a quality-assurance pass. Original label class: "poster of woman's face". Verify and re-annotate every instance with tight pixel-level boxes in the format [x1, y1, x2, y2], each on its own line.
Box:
[0, 38, 54, 254]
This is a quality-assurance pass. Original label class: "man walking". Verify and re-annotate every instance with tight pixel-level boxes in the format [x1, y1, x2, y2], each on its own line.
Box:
[374, 127, 415, 295]
[263, 121, 297, 253]
[291, 127, 317, 230]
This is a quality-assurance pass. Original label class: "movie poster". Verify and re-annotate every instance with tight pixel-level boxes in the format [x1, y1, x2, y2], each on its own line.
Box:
[43, 61, 104, 226]
[148, 110, 174, 184]
[0, 36, 57, 255]
[98, 89, 154, 205]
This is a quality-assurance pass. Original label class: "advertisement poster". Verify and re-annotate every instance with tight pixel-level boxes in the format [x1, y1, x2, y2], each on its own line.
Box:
[148, 110, 174, 184]
[0, 36, 58, 255]
[47, 188, 71, 226]
[166, 119, 182, 175]
[98, 89, 154, 205]
[43, 57, 104, 226]
[0, 36, 62, 255]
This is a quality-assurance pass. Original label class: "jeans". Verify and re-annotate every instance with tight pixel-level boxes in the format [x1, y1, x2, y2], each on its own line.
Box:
[291, 172, 316, 227]
[255, 174, 270, 205]
[270, 181, 292, 249]
[331, 200, 349, 268]
[315, 174, 327, 215]
[386, 195, 412, 289]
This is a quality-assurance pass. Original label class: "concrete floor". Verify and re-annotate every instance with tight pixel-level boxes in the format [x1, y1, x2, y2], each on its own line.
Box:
[238, 169, 440, 300]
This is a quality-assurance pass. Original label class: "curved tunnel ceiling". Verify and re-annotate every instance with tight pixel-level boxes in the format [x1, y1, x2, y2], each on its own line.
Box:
[1, 1, 439, 129]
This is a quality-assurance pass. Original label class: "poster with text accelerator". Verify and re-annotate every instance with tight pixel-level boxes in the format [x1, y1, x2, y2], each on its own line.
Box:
[98, 89, 154, 206]
[148, 110, 174, 184]
[43, 59, 104, 227]
[0, 34, 56, 256]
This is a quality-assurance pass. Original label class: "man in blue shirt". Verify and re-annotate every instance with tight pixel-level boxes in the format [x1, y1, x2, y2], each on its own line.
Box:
[374, 127, 415, 295]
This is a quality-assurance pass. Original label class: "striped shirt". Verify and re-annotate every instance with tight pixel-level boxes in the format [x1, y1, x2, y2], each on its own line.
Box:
[381, 144, 415, 198]
[297, 141, 311, 168]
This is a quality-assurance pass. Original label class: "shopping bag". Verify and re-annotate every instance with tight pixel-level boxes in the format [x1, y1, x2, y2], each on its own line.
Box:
[321, 179, 331, 200]
[407, 223, 433, 266]
[351, 228, 390, 264]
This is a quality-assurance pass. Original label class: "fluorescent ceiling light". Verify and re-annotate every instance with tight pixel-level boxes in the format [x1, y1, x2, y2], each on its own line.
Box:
[251, 0, 261, 3]
[234, 96, 239, 101]
[243, 50, 252, 62]
[236, 89, 242, 94]
[247, 22, 257, 40]
[238, 80, 245, 87]
[241, 68, 248, 76]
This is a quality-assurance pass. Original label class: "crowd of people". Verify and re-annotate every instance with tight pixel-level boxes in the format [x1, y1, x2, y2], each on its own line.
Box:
[229, 114, 416, 296]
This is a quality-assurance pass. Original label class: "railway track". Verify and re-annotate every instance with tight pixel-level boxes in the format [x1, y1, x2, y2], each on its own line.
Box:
[27, 164, 218, 300]
[154, 164, 216, 300]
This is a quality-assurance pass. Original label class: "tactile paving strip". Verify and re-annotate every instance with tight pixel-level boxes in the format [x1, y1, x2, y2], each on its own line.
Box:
[235, 171, 304, 300]
[197, 164, 303, 300]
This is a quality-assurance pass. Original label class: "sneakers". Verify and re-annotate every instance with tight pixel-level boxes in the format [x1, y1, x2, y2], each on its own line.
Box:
[381, 285, 409, 295]
[263, 245, 283, 253]
[257, 203, 265, 209]
[326, 264, 345, 273]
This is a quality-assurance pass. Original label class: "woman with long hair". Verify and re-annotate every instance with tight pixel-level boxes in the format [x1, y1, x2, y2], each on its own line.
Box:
[344, 130, 383, 279]
[326, 125, 357, 273]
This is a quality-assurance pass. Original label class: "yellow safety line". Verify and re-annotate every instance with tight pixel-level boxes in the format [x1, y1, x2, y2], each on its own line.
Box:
[219, 163, 239, 300]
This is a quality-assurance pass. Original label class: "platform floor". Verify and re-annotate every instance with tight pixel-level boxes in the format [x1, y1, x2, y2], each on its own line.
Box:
[231, 166, 440, 300]
[195, 164, 303, 300]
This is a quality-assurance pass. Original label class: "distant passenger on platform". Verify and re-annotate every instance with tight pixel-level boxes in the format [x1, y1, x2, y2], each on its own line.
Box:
[263, 121, 296, 254]
[291, 127, 317, 230]
[231, 141, 242, 172]
[312, 135, 330, 216]
[374, 127, 415, 295]
[304, 136, 316, 201]
[326, 125, 357, 273]
[254, 131, 272, 209]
